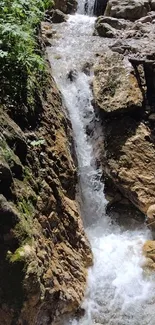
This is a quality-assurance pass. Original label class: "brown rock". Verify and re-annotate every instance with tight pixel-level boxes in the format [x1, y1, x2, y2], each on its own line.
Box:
[146, 205, 155, 228]
[143, 240, 155, 269]
[54, 0, 77, 14]
[105, 0, 150, 21]
[102, 117, 155, 216]
[94, 21, 117, 37]
[93, 52, 143, 115]
[51, 9, 67, 23]
[0, 58, 92, 324]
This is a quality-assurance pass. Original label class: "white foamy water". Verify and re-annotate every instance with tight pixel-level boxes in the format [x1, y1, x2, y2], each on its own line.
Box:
[47, 9, 155, 325]
[77, 0, 94, 16]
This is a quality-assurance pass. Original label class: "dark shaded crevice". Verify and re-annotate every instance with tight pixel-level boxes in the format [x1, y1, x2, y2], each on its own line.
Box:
[93, 0, 108, 16]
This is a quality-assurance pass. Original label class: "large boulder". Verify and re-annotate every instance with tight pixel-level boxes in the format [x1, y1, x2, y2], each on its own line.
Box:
[51, 9, 67, 23]
[94, 16, 130, 36]
[94, 21, 117, 37]
[105, 0, 151, 21]
[93, 52, 143, 115]
[54, 0, 77, 14]
[102, 117, 155, 217]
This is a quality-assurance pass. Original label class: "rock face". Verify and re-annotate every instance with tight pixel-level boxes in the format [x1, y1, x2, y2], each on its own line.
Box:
[0, 65, 92, 324]
[105, 0, 150, 21]
[101, 118, 155, 215]
[94, 0, 108, 16]
[54, 0, 77, 14]
[93, 52, 143, 115]
[92, 0, 155, 231]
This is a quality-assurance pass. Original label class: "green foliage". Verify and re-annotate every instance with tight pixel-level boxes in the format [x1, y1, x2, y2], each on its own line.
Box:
[7, 247, 25, 263]
[30, 138, 45, 146]
[0, 0, 53, 115]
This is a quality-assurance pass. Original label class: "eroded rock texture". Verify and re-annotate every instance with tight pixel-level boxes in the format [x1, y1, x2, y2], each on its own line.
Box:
[143, 240, 155, 269]
[93, 2, 155, 229]
[0, 66, 92, 324]
[105, 0, 150, 21]
[54, 0, 77, 14]
[93, 52, 143, 115]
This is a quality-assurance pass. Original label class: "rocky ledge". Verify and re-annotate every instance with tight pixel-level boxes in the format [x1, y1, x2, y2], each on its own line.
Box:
[93, 0, 155, 229]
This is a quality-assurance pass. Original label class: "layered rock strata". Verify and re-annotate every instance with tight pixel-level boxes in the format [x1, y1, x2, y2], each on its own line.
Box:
[0, 63, 92, 324]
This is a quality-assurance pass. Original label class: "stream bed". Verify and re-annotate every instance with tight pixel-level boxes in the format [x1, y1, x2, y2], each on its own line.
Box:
[47, 3, 155, 324]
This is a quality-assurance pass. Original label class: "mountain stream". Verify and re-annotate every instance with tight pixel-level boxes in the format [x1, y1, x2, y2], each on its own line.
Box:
[47, 2, 155, 324]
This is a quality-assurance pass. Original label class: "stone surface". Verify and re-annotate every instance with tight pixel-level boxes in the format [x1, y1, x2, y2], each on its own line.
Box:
[150, 0, 155, 10]
[146, 205, 155, 229]
[105, 0, 151, 21]
[143, 240, 155, 269]
[101, 117, 155, 217]
[93, 0, 155, 227]
[0, 61, 92, 324]
[50, 9, 67, 23]
[93, 52, 143, 115]
[54, 0, 77, 14]
[94, 0, 108, 16]
[94, 21, 117, 37]
[94, 16, 129, 35]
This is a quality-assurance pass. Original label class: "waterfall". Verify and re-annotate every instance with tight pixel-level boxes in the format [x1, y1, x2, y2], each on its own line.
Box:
[77, 0, 95, 15]
[47, 4, 155, 325]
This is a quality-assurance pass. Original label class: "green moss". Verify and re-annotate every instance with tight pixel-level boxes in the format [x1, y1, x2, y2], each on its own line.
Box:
[7, 239, 33, 263]
[24, 166, 33, 182]
[18, 198, 34, 215]
[13, 198, 35, 244]
[8, 247, 25, 263]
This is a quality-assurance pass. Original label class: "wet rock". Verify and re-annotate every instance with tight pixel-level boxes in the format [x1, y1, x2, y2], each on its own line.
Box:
[137, 15, 153, 23]
[93, 0, 108, 16]
[94, 20, 118, 37]
[82, 62, 92, 75]
[110, 41, 138, 55]
[150, 0, 155, 10]
[51, 9, 67, 23]
[146, 205, 155, 229]
[67, 69, 78, 81]
[101, 117, 155, 215]
[93, 52, 143, 115]
[105, 176, 145, 228]
[143, 240, 155, 269]
[54, 0, 77, 14]
[95, 16, 129, 31]
[41, 22, 53, 45]
[105, 0, 150, 21]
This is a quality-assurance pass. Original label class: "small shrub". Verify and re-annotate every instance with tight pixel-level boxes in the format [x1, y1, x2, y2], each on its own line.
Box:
[0, 0, 53, 123]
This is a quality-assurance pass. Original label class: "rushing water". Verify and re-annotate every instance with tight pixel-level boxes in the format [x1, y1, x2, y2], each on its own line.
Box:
[47, 4, 155, 325]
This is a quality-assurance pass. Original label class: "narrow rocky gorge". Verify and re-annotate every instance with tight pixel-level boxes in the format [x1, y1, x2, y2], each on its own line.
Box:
[0, 31, 92, 325]
[46, 0, 155, 324]
[1, 0, 155, 324]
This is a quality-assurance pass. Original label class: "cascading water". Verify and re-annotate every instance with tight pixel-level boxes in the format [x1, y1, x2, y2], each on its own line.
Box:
[77, 0, 94, 15]
[47, 2, 155, 324]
